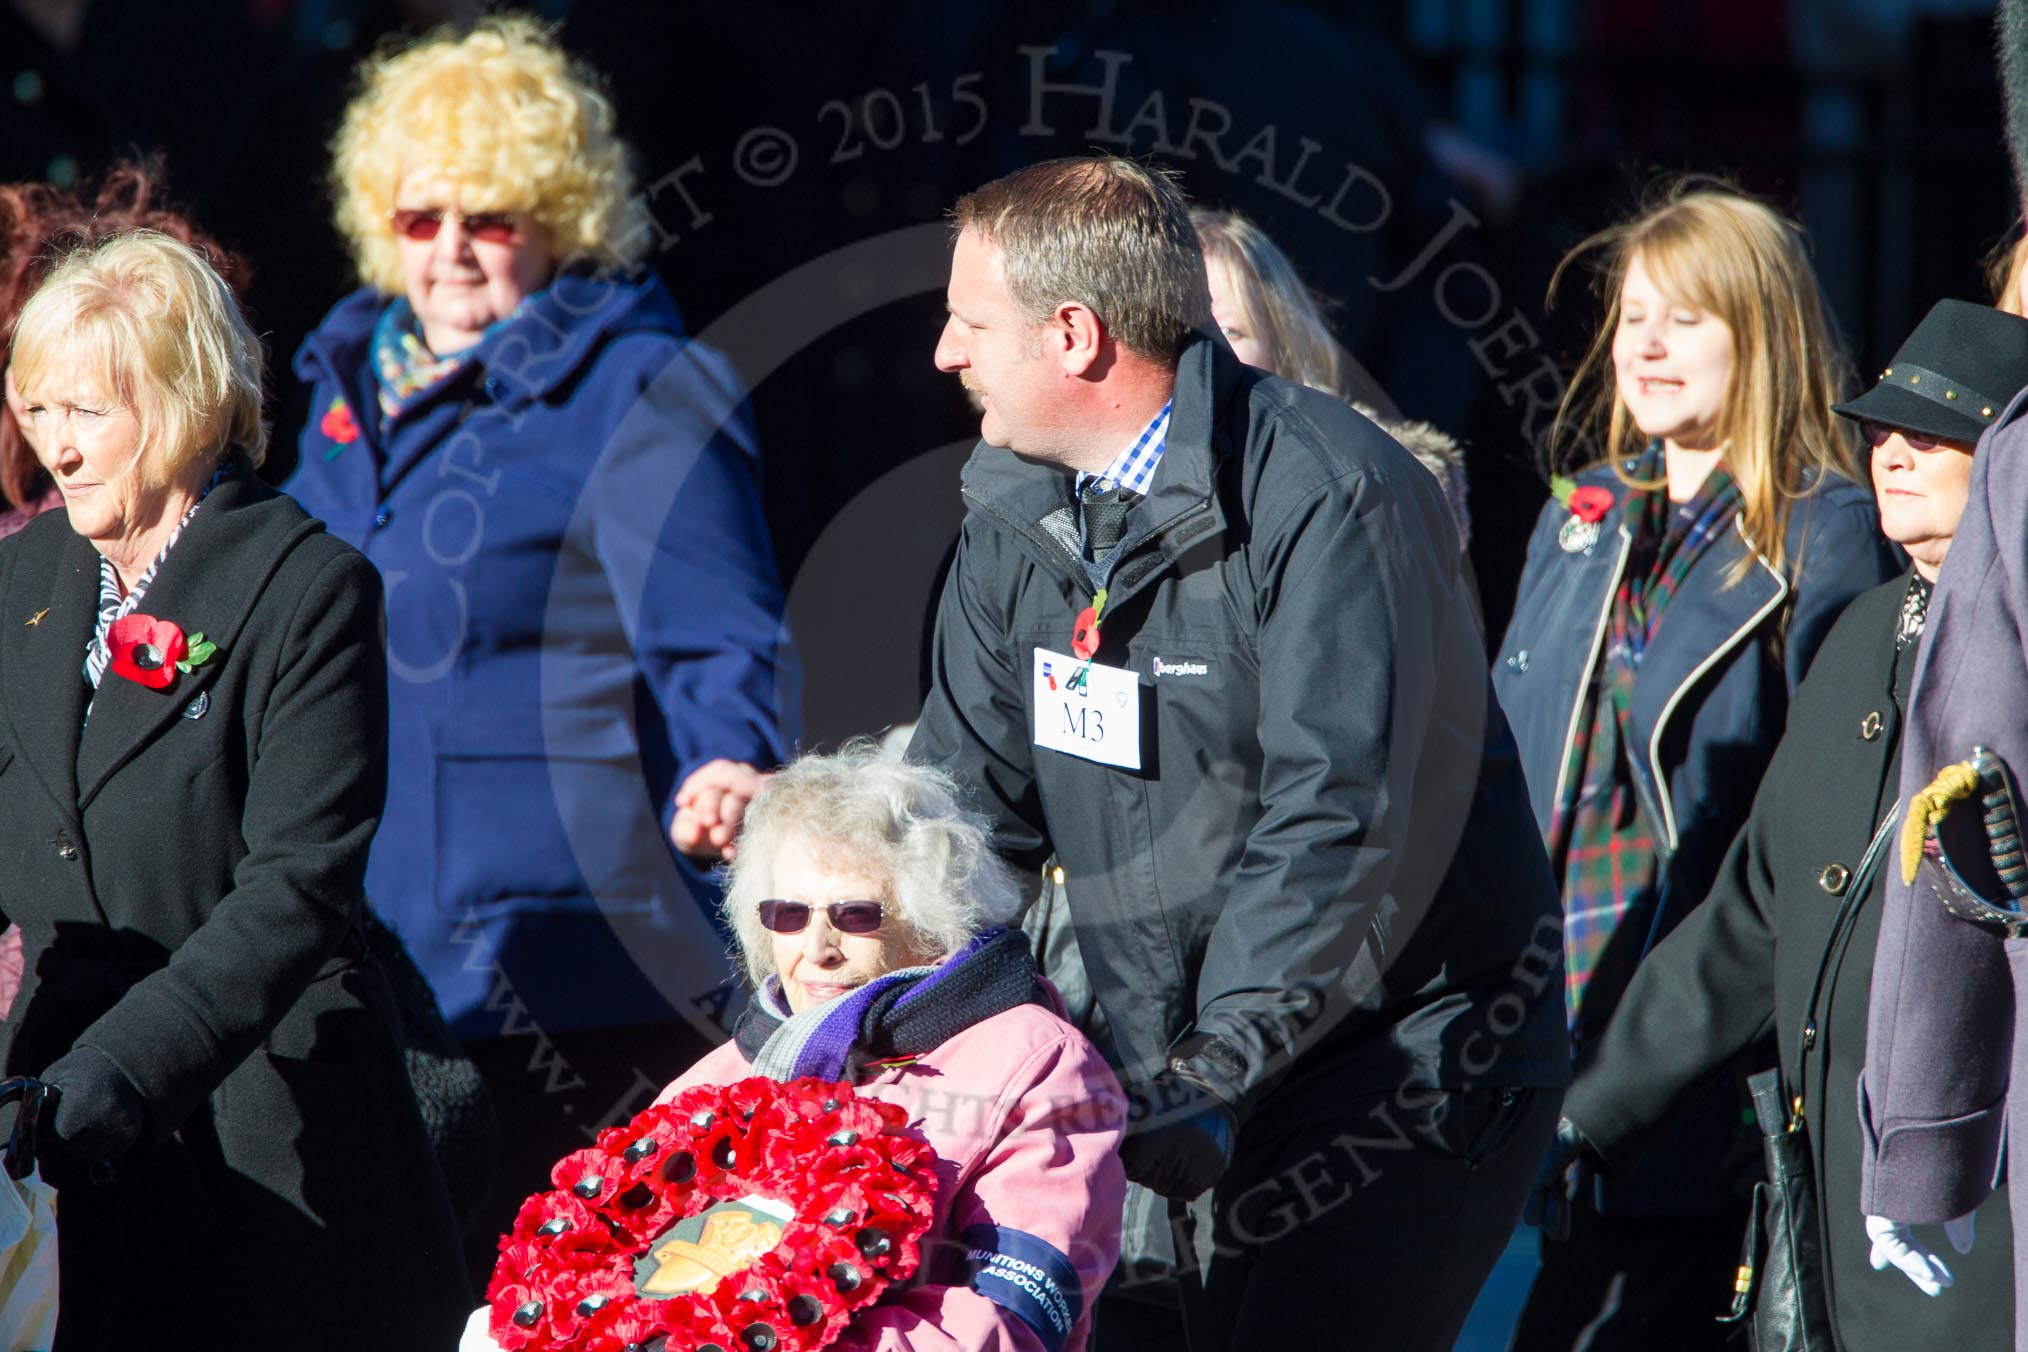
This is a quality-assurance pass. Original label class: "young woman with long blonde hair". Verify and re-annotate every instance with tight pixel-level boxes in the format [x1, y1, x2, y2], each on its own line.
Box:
[1495, 181, 1898, 1350]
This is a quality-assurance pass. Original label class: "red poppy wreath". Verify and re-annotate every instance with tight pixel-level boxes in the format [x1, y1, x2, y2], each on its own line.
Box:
[487, 1077, 938, 1352]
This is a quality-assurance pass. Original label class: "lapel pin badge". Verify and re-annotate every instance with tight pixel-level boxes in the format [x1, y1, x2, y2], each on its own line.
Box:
[181, 691, 209, 721]
[1553, 480, 1615, 555]
[23, 609, 48, 627]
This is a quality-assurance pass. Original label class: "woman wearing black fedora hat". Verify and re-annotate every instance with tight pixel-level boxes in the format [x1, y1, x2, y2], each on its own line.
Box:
[1528, 296, 2028, 1352]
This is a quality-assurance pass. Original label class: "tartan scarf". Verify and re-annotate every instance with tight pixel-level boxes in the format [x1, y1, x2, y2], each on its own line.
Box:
[1547, 445, 1744, 1040]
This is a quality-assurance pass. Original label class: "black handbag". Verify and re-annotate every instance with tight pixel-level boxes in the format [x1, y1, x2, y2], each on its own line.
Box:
[1720, 804, 1898, 1350]
[1724, 1069, 1833, 1349]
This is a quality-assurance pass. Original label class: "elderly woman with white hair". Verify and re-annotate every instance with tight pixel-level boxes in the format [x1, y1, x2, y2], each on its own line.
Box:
[466, 747, 1127, 1352]
[691, 748, 1126, 1352]
[0, 229, 467, 1349]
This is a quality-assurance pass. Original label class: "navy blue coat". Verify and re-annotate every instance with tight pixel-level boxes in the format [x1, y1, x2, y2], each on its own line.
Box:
[1495, 458, 1896, 1212]
[289, 269, 794, 1037]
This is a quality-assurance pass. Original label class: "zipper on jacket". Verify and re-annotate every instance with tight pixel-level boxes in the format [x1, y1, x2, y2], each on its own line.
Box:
[1099, 499, 1214, 602]
[961, 490, 1089, 593]
[961, 489, 1214, 604]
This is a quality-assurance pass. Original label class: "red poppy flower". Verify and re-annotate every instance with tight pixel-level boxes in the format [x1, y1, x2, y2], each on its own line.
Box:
[319, 397, 359, 445]
[106, 614, 188, 690]
[1071, 606, 1101, 660]
[1568, 486, 1614, 523]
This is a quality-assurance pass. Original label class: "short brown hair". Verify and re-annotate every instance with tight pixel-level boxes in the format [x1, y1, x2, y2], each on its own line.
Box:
[952, 156, 1209, 361]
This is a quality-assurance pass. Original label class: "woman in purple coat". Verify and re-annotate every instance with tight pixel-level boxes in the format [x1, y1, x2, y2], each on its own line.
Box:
[1861, 316, 2028, 1349]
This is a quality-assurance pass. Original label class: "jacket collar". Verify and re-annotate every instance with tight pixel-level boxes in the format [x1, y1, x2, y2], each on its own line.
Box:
[1, 462, 321, 820]
[293, 266, 682, 414]
[1624, 515, 1788, 850]
[956, 331, 1235, 598]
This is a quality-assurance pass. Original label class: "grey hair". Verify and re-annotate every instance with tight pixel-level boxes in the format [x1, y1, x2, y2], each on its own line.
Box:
[952, 156, 1210, 361]
[721, 743, 1026, 990]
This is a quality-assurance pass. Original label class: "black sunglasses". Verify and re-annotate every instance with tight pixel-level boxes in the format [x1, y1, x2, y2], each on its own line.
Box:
[1861, 419, 1947, 452]
[757, 900, 885, 935]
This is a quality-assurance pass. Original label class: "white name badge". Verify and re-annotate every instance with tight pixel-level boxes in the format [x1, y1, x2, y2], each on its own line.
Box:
[1033, 646, 1142, 769]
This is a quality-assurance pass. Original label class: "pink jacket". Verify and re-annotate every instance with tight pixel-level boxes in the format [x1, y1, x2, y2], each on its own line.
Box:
[660, 996, 1127, 1352]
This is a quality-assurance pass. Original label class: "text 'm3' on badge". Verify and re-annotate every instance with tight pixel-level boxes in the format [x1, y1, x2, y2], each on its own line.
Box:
[1032, 647, 1141, 770]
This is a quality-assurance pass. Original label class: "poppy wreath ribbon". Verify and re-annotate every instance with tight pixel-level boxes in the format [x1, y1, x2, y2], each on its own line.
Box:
[488, 1077, 938, 1352]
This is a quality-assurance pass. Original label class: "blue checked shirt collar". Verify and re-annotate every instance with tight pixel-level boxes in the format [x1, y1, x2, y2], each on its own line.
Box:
[1075, 398, 1171, 498]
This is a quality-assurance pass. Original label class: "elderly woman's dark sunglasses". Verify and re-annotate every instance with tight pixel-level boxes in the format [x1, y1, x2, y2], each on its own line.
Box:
[1860, 420, 1949, 452]
[387, 207, 521, 244]
[757, 900, 885, 935]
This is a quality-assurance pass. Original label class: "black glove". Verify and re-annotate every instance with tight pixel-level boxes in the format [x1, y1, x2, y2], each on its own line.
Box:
[1119, 1057, 1239, 1201]
[43, 1046, 148, 1163]
[1522, 1116, 1599, 1242]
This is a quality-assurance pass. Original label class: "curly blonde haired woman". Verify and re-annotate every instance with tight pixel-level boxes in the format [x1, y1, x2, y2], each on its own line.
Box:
[1495, 182, 1898, 1349]
[288, 15, 796, 1272]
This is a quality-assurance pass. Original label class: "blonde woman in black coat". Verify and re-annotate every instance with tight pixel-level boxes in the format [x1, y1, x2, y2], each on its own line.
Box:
[0, 231, 467, 1349]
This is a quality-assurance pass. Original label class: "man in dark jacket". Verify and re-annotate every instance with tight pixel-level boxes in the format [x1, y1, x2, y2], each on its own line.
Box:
[907, 155, 1569, 1351]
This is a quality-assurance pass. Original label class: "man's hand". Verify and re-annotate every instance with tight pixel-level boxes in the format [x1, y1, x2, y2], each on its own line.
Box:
[1866, 1213, 1975, 1296]
[670, 760, 771, 862]
[1523, 1116, 1599, 1243]
[43, 1046, 147, 1163]
[1119, 1056, 1239, 1201]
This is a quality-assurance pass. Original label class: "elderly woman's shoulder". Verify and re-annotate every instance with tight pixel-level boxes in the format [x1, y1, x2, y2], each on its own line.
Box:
[1786, 467, 1890, 561]
[595, 278, 743, 390]
[937, 997, 1121, 1091]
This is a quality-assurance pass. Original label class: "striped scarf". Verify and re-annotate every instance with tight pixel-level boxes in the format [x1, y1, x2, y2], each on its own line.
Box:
[81, 459, 234, 700]
[1547, 445, 1744, 1040]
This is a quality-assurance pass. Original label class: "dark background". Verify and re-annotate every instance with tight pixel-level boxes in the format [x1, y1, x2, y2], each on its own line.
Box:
[1, 0, 2011, 743]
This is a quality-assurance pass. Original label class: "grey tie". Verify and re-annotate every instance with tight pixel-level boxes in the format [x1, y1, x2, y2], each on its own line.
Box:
[1079, 480, 1135, 565]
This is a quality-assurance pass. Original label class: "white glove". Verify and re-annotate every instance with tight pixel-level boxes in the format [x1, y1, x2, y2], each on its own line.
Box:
[458, 1307, 502, 1352]
[1865, 1212, 1976, 1296]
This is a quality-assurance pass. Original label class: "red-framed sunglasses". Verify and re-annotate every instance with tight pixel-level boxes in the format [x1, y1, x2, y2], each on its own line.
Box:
[387, 207, 521, 244]
[757, 900, 885, 935]
[1860, 420, 1947, 452]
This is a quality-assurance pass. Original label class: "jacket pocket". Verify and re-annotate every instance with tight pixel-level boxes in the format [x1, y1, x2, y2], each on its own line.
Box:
[431, 715, 661, 919]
